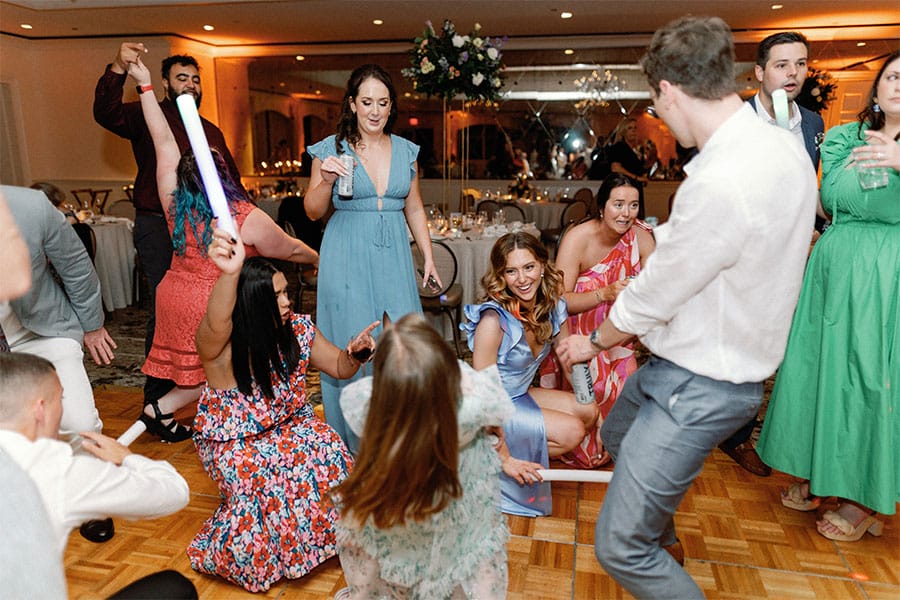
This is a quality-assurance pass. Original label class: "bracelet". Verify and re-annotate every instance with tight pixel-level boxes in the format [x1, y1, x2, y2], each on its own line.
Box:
[136, 84, 153, 95]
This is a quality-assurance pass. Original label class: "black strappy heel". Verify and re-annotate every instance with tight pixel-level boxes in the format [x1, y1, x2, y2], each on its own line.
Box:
[139, 401, 192, 443]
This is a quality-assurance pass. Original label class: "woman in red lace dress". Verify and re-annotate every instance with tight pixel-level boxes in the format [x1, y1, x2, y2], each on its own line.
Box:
[540, 173, 655, 467]
[127, 57, 318, 441]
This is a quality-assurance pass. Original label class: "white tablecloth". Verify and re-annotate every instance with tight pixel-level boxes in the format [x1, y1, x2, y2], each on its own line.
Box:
[516, 201, 568, 230]
[426, 223, 540, 340]
[90, 219, 135, 311]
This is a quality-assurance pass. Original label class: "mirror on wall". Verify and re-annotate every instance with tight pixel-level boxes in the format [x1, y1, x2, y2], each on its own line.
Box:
[238, 38, 874, 181]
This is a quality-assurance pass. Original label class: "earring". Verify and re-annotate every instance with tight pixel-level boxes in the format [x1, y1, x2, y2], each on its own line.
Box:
[873, 97, 881, 113]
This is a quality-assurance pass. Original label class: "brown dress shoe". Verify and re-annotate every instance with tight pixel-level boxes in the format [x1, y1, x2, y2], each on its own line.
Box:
[663, 539, 685, 566]
[719, 442, 771, 476]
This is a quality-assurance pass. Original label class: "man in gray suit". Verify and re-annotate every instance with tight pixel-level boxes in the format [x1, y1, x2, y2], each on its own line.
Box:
[0, 185, 116, 438]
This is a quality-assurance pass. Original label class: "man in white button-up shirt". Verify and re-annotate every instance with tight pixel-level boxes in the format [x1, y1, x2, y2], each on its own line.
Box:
[0, 352, 190, 558]
[557, 16, 817, 600]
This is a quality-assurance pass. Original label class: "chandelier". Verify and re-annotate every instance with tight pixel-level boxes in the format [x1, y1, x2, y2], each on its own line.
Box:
[573, 69, 624, 111]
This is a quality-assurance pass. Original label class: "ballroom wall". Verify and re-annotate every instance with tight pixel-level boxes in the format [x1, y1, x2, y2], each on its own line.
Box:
[0, 34, 222, 187]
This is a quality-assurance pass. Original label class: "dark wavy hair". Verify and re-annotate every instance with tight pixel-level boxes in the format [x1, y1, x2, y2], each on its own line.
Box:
[641, 16, 737, 100]
[170, 148, 247, 256]
[335, 64, 398, 154]
[756, 32, 809, 68]
[335, 314, 462, 528]
[595, 172, 642, 217]
[161, 54, 199, 80]
[480, 232, 563, 345]
[231, 258, 300, 400]
[857, 50, 900, 141]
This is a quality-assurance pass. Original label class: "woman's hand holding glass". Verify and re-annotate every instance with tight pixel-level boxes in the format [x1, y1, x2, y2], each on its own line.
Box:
[853, 130, 900, 172]
[347, 321, 380, 363]
[421, 259, 442, 292]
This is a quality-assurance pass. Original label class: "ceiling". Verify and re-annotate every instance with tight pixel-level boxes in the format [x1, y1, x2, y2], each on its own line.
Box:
[1, 1, 897, 61]
[2, 1, 897, 111]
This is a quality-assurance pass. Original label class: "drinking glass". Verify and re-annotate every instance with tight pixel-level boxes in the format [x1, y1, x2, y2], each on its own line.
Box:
[856, 161, 889, 190]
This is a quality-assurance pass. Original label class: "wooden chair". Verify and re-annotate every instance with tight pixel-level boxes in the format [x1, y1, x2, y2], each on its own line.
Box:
[71, 222, 97, 262]
[540, 200, 589, 258]
[71, 188, 112, 214]
[106, 199, 136, 220]
[410, 239, 464, 357]
[499, 203, 526, 223]
[475, 199, 499, 217]
[573, 187, 596, 215]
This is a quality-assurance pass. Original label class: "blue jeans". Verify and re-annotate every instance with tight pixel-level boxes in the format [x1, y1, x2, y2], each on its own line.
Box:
[596, 356, 762, 599]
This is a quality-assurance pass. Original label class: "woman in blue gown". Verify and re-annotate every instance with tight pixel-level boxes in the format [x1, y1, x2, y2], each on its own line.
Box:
[306, 64, 439, 451]
[463, 232, 598, 516]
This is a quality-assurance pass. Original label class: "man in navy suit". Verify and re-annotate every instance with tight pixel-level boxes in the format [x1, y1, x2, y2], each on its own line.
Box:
[719, 31, 825, 477]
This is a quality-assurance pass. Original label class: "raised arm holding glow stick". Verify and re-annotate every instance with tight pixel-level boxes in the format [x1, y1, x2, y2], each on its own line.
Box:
[175, 94, 236, 237]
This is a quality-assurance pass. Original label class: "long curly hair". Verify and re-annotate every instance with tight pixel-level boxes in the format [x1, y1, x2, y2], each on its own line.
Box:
[170, 148, 247, 256]
[334, 314, 462, 529]
[480, 232, 563, 345]
[334, 64, 398, 155]
[857, 50, 900, 141]
[230, 258, 300, 400]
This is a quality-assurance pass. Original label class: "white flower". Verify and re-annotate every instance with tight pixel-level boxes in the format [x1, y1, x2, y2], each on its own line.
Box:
[472, 73, 485, 86]
[452, 34, 465, 48]
[492, 78, 501, 88]
[473, 37, 484, 49]
[487, 47, 499, 60]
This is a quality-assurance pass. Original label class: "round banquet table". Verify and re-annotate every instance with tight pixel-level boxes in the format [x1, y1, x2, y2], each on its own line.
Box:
[89, 218, 135, 311]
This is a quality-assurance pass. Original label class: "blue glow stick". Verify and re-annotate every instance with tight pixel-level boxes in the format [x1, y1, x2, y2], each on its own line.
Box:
[175, 95, 237, 237]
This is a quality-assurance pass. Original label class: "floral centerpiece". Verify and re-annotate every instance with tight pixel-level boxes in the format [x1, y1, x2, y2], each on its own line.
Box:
[509, 172, 532, 199]
[797, 67, 837, 114]
[402, 19, 505, 102]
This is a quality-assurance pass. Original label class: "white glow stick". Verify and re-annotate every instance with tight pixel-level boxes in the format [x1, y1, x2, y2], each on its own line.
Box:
[175, 94, 237, 237]
[116, 420, 147, 447]
[771, 88, 790, 130]
[536, 469, 613, 483]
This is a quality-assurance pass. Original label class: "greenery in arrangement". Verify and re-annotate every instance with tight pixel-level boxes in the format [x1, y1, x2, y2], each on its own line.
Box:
[402, 19, 505, 102]
[796, 67, 837, 114]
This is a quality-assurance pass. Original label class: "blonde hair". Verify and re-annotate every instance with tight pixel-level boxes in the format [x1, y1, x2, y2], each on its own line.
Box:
[335, 314, 462, 528]
[480, 232, 563, 345]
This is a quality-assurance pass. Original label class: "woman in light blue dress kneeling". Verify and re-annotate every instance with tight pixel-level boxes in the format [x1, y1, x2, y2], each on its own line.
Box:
[463, 232, 597, 517]
[305, 64, 439, 451]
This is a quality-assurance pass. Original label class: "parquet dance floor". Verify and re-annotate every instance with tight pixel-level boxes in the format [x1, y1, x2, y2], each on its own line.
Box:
[64, 386, 898, 599]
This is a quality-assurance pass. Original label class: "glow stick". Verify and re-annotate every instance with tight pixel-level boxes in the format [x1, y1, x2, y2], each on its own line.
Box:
[536, 469, 613, 483]
[771, 88, 790, 130]
[175, 94, 237, 237]
[116, 420, 147, 447]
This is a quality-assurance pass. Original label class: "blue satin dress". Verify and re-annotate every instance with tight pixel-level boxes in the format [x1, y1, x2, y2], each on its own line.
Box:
[462, 299, 567, 517]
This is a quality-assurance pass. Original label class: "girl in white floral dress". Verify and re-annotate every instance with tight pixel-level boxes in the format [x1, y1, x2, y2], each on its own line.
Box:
[334, 314, 513, 599]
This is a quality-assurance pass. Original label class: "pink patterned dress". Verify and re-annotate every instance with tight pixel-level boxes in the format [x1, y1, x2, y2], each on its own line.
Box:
[188, 314, 353, 592]
[540, 224, 648, 468]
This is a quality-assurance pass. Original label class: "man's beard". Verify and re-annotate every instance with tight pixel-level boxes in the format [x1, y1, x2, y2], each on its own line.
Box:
[167, 87, 202, 109]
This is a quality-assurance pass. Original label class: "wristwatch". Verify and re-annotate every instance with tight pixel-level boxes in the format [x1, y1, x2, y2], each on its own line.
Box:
[136, 84, 153, 95]
[589, 328, 604, 351]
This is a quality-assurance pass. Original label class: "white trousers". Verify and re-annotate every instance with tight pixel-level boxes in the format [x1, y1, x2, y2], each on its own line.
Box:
[11, 336, 102, 436]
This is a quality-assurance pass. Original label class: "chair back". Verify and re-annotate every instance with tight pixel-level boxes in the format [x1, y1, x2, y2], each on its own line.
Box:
[410, 240, 457, 299]
[573, 187, 595, 214]
[560, 200, 588, 228]
[71, 222, 96, 261]
[106, 199, 136, 220]
[500, 203, 526, 223]
[475, 199, 499, 216]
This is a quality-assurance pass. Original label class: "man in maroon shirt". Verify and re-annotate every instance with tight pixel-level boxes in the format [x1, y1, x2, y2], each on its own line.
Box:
[93, 42, 243, 411]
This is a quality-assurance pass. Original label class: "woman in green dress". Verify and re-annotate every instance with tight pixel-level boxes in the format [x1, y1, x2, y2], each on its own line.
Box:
[757, 51, 900, 542]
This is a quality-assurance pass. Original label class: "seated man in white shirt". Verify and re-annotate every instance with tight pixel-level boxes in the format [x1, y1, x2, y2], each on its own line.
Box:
[0, 351, 191, 560]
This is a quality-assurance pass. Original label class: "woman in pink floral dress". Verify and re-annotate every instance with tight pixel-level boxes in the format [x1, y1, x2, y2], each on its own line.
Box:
[187, 230, 377, 592]
[540, 173, 655, 467]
